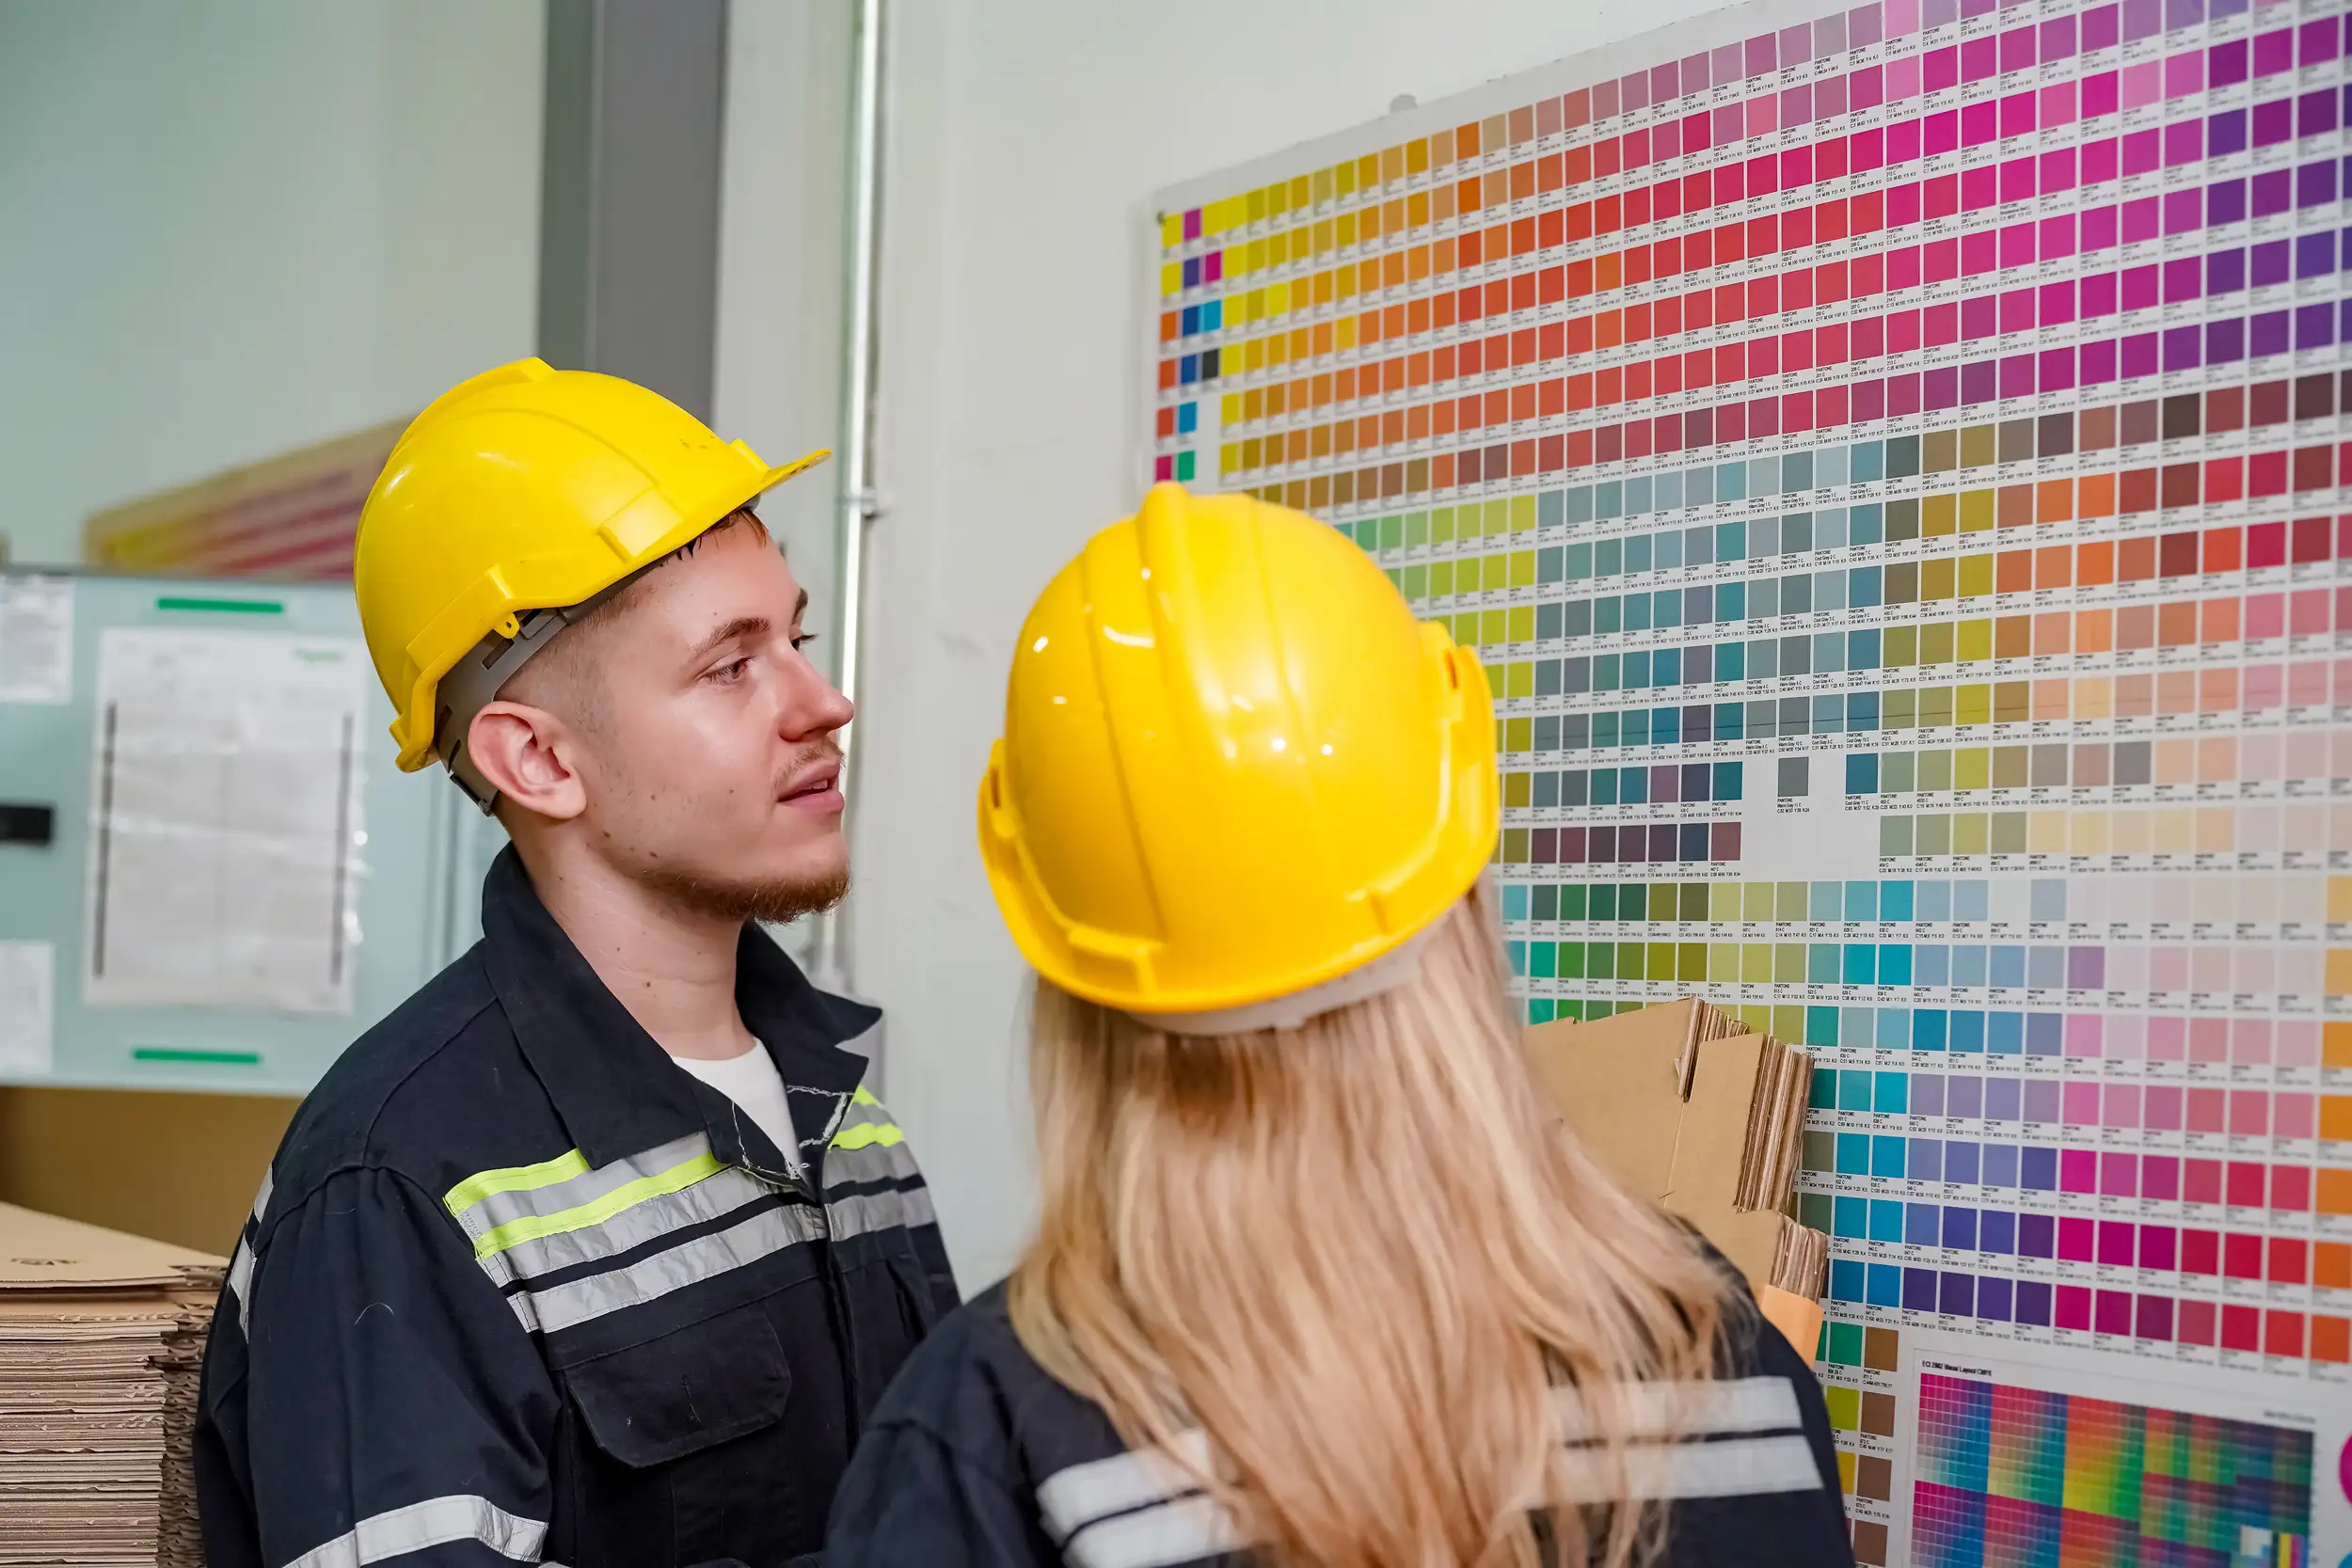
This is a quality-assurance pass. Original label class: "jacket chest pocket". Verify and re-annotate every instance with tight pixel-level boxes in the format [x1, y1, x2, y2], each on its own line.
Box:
[559, 1303, 809, 1566]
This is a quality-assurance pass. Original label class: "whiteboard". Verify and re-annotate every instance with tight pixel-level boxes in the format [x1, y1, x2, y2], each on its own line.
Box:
[0, 570, 478, 1095]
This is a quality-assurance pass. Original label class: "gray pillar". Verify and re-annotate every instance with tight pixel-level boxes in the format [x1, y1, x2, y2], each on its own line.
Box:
[538, 0, 728, 420]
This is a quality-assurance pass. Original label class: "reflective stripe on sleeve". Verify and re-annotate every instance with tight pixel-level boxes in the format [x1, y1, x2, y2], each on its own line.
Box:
[1035, 1429, 1215, 1546]
[443, 1148, 594, 1218]
[1061, 1495, 1243, 1568]
[454, 1113, 932, 1338]
[508, 1201, 827, 1336]
[1550, 1376, 1805, 1443]
[443, 1132, 711, 1246]
[468, 1149, 726, 1261]
[826, 1184, 936, 1241]
[1033, 1377, 1827, 1567]
[227, 1239, 257, 1335]
[227, 1167, 274, 1334]
[821, 1138, 921, 1189]
[1550, 1433, 1826, 1501]
[829, 1119, 905, 1152]
[479, 1165, 775, 1290]
[829, 1084, 898, 1146]
[280, 1494, 545, 1568]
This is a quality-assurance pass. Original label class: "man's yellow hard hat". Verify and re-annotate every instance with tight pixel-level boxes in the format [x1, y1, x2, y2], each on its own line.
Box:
[354, 357, 827, 776]
[976, 483, 1498, 1020]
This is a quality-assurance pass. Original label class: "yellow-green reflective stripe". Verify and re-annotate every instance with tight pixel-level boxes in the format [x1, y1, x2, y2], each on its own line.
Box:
[831, 1121, 904, 1151]
[851, 1084, 881, 1106]
[472, 1152, 723, 1259]
[446, 1149, 591, 1216]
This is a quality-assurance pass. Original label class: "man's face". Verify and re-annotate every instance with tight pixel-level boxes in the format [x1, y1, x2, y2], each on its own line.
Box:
[548, 523, 853, 921]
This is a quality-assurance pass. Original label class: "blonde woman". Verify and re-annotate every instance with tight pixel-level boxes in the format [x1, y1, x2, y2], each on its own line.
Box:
[826, 486, 1853, 1568]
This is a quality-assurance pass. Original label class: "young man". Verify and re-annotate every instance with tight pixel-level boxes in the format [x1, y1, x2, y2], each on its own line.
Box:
[195, 359, 956, 1568]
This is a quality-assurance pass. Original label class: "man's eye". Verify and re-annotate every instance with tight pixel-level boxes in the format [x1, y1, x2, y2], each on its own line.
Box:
[791, 632, 819, 651]
[709, 657, 752, 683]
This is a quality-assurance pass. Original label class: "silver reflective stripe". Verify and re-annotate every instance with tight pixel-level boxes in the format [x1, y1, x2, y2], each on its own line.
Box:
[228, 1240, 257, 1335]
[828, 1184, 935, 1240]
[1036, 1429, 1214, 1546]
[1551, 1434, 1825, 1501]
[1062, 1495, 1243, 1568]
[228, 1168, 274, 1335]
[280, 1494, 545, 1568]
[1551, 1376, 1804, 1442]
[822, 1139, 921, 1188]
[1038, 1385, 1821, 1563]
[452, 1132, 712, 1243]
[833, 1085, 894, 1134]
[515, 1201, 826, 1336]
[478, 1166, 774, 1291]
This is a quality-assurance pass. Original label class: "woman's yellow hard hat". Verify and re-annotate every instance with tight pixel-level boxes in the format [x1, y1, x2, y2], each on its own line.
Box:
[977, 483, 1498, 1021]
[354, 357, 827, 774]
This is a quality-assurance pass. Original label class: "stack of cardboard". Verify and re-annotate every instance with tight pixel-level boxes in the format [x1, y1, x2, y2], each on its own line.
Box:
[0, 1203, 224, 1568]
[1524, 1000, 1828, 1347]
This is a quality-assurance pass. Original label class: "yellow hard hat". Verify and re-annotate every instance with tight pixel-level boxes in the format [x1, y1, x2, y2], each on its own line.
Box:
[354, 356, 828, 776]
[976, 483, 1497, 1020]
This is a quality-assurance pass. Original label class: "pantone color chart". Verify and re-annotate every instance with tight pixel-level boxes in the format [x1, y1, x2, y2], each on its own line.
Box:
[1915, 1370, 2312, 1564]
[1147, 0, 2352, 1555]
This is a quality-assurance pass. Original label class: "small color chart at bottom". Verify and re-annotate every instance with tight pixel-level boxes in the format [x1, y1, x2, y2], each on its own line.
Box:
[1914, 1371, 2312, 1565]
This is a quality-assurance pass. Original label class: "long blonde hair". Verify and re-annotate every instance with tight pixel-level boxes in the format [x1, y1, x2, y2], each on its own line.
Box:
[1008, 881, 1733, 1568]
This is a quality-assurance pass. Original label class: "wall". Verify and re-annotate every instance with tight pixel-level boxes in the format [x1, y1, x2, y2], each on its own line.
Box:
[712, 0, 857, 702]
[857, 0, 1727, 1289]
[0, 0, 545, 566]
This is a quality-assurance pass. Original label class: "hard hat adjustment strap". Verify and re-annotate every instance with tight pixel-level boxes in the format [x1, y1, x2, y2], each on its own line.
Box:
[434, 573, 638, 815]
[1125, 925, 1441, 1037]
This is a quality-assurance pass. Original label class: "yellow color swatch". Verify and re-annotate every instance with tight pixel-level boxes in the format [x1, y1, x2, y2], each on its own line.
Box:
[2328, 952, 2352, 999]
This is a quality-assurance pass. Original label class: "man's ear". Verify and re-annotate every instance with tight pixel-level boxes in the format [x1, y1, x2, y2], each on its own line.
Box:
[467, 702, 589, 821]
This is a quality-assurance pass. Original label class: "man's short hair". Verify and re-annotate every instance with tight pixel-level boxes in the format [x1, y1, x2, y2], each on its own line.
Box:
[498, 507, 771, 727]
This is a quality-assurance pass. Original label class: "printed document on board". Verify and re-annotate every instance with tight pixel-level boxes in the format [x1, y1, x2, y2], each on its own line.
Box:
[0, 575, 74, 705]
[82, 628, 368, 1014]
[0, 941, 54, 1075]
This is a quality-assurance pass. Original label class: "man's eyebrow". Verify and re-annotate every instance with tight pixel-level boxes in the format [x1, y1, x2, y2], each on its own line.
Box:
[686, 615, 771, 664]
[794, 587, 809, 622]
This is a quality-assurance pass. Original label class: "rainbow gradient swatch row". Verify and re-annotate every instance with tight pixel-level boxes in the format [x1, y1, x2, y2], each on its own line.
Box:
[1914, 1372, 2312, 1564]
[1147, 0, 2350, 1555]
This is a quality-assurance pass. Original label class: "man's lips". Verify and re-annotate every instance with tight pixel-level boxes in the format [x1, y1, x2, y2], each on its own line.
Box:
[780, 759, 844, 810]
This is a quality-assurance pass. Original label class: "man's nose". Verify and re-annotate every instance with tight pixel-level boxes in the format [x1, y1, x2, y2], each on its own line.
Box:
[782, 664, 855, 738]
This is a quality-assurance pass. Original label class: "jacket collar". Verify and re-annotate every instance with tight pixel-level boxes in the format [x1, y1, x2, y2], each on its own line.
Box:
[477, 846, 876, 1173]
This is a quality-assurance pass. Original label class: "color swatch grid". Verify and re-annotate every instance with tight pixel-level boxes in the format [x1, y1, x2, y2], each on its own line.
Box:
[1913, 1371, 2313, 1564]
[1147, 0, 2349, 1553]
[1820, 1319, 1910, 1562]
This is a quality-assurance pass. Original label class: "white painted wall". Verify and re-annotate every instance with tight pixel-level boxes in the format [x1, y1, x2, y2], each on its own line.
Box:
[855, 0, 1730, 1289]
[713, 0, 855, 695]
[0, 0, 544, 566]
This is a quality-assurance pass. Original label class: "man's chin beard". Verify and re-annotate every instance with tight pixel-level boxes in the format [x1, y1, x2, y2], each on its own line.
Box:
[641, 863, 850, 926]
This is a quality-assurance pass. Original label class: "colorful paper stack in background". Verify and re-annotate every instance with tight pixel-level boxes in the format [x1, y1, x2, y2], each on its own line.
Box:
[0, 1203, 224, 1568]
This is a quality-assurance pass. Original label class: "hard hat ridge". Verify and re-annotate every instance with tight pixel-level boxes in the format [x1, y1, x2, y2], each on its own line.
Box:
[977, 483, 1498, 1024]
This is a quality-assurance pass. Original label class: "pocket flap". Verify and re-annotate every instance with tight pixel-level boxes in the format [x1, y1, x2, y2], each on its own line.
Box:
[564, 1304, 792, 1468]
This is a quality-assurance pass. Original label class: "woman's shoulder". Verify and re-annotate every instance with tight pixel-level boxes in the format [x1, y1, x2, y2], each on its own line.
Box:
[866, 1281, 1036, 1434]
[867, 1280, 1136, 1479]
